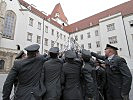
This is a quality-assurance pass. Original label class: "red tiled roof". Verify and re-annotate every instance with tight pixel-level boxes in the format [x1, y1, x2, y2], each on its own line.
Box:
[19, 0, 47, 19]
[50, 3, 68, 23]
[19, 0, 63, 29]
[64, 0, 133, 33]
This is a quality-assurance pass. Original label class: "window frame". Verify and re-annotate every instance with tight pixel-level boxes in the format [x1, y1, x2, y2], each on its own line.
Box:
[129, 20, 133, 27]
[88, 43, 91, 49]
[27, 32, 33, 42]
[37, 35, 41, 44]
[107, 23, 115, 32]
[29, 17, 34, 26]
[44, 38, 48, 46]
[108, 36, 118, 44]
[80, 34, 83, 40]
[37, 22, 41, 30]
[45, 26, 48, 33]
[3, 10, 16, 39]
[87, 32, 91, 38]
[96, 41, 100, 48]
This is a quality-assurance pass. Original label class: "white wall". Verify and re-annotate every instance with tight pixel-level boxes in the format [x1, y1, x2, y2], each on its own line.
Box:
[99, 13, 130, 58]
[43, 20, 69, 53]
[123, 14, 133, 59]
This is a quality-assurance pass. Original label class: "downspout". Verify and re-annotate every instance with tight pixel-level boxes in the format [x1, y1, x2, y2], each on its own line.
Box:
[41, 18, 45, 54]
[121, 16, 131, 58]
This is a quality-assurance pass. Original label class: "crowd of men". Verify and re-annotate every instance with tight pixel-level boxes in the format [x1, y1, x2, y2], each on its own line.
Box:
[2, 43, 132, 100]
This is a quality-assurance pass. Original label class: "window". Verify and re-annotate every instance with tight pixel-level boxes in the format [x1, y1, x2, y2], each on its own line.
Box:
[0, 60, 5, 70]
[57, 42, 59, 48]
[80, 34, 83, 40]
[57, 31, 59, 38]
[95, 30, 99, 36]
[44, 38, 48, 46]
[29, 17, 33, 26]
[60, 44, 63, 50]
[75, 35, 78, 41]
[3, 10, 16, 39]
[51, 40, 54, 47]
[87, 32, 91, 38]
[60, 33, 62, 39]
[108, 36, 117, 44]
[107, 23, 115, 31]
[96, 41, 100, 47]
[97, 51, 101, 55]
[38, 22, 41, 30]
[45, 26, 48, 33]
[51, 29, 54, 35]
[129, 20, 133, 27]
[81, 44, 84, 49]
[27, 32, 32, 42]
[37, 35, 41, 44]
[88, 43, 91, 49]
[64, 35, 66, 41]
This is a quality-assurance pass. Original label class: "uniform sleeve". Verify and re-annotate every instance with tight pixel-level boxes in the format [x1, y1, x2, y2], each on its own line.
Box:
[118, 58, 132, 96]
[82, 67, 94, 98]
[98, 68, 106, 90]
[91, 52, 106, 61]
[2, 61, 19, 100]
[61, 65, 65, 87]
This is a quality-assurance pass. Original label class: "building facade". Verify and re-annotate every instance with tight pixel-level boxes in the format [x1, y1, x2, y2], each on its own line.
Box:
[0, 0, 133, 72]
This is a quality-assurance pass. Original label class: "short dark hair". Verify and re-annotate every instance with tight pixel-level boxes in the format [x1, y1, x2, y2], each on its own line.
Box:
[27, 51, 39, 58]
[49, 52, 58, 58]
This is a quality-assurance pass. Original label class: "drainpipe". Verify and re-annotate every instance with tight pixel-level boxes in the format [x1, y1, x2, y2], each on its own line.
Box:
[41, 18, 45, 54]
[121, 17, 131, 58]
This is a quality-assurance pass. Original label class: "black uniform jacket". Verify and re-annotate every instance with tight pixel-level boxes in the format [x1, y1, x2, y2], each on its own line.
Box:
[91, 52, 132, 98]
[82, 61, 95, 99]
[3, 55, 47, 100]
[61, 60, 83, 100]
[43, 58, 62, 99]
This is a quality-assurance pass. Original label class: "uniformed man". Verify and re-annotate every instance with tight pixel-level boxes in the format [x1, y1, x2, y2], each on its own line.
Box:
[91, 44, 132, 100]
[43, 47, 62, 100]
[61, 50, 83, 100]
[81, 49, 95, 100]
[14, 50, 26, 93]
[2, 44, 47, 100]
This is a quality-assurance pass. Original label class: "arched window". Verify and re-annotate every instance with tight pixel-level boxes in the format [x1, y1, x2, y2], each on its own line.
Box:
[3, 10, 16, 39]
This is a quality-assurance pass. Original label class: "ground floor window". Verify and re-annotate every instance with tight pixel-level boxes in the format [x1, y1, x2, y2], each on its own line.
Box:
[0, 60, 5, 70]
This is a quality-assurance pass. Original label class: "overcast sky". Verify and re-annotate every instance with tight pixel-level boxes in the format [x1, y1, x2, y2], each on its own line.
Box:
[24, 0, 129, 24]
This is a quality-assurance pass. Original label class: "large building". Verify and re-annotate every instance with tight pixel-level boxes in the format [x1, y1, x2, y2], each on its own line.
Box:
[0, 0, 133, 72]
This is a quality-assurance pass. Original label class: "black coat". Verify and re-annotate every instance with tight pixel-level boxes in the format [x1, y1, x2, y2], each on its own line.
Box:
[96, 66, 106, 100]
[2, 55, 47, 100]
[61, 59, 83, 100]
[81, 61, 95, 100]
[43, 58, 62, 100]
[91, 52, 132, 100]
